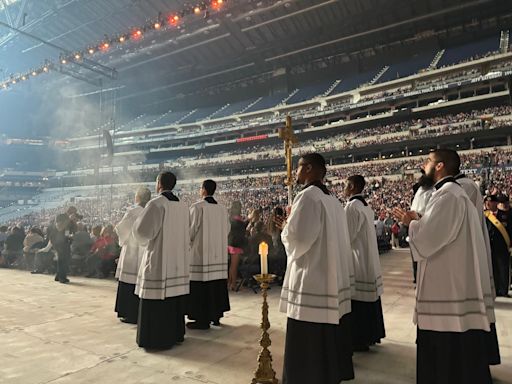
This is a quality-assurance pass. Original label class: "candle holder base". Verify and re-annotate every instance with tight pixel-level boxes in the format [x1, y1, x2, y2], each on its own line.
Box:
[251, 274, 279, 384]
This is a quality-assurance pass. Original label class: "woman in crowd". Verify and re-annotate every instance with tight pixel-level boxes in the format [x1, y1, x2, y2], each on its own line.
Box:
[227, 201, 246, 291]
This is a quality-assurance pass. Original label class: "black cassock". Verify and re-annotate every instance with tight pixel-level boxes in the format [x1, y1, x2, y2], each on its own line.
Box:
[486, 210, 511, 297]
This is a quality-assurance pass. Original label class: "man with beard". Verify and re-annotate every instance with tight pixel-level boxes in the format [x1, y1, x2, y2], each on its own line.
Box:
[484, 194, 511, 297]
[187, 179, 231, 329]
[408, 169, 434, 283]
[133, 172, 190, 350]
[393, 149, 493, 384]
[344, 175, 385, 352]
[279, 153, 355, 384]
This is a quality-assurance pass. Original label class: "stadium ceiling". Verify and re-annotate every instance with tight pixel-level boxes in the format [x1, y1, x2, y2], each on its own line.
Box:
[1, 0, 511, 110]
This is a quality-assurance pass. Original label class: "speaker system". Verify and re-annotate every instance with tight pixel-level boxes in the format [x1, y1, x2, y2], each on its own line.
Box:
[103, 130, 114, 157]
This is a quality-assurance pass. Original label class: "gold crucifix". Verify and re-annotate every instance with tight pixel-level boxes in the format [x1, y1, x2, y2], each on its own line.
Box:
[278, 115, 298, 205]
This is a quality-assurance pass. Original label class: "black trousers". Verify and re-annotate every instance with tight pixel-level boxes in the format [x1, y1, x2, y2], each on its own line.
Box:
[56, 252, 70, 281]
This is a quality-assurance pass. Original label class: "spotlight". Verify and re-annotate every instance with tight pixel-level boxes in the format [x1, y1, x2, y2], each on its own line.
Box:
[21, 75, 27, 80]
[169, 14, 180, 24]
[2, 84, 7, 89]
[11, 79, 16, 84]
[101, 42, 110, 51]
[61, 58, 67, 64]
[32, 71, 37, 76]
[154, 22, 161, 30]
[88, 47, 95, 54]
[74, 53, 81, 60]
[194, 6, 201, 14]
[43, 66, 49, 72]
[119, 35, 126, 43]
[131, 29, 143, 40]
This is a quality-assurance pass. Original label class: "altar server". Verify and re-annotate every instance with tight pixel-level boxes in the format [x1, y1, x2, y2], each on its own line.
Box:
[393, 149, 493, 384]
[114, 186, 151, 324]
[455, 171, 500, 365]
[133, 172, 190, 350]
[344, 175, 385, 351]
[280, 153, 355, 384]
[187, 179, 230, 329]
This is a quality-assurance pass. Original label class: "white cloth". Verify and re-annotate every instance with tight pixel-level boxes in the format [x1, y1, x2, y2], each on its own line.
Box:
[409, 180, 491, 333]
[410, 186, 433, 217]
[115, 205, 145, 284]
[279, 185, 354, 325]
[133, 195, 190, 300]
[189, 200, 230, 282]
[457, 175, 496, 322]
[345, 196, 383, 302]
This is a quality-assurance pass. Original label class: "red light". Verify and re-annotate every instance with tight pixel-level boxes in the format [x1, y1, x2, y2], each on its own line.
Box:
[212, 0, 223, 10]
[101, 42, 110, 51]
[169, 14, 180, 25]
[131, 29, 143, 40]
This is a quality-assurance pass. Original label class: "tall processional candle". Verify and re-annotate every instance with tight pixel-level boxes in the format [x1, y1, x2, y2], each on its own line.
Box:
[259, 241, 268, 275]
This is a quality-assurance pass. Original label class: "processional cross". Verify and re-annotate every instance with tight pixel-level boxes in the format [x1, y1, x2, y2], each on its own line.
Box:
[278, 115, 298, 205]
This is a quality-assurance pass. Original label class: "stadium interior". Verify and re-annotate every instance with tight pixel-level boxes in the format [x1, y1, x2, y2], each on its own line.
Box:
[0, 0, 512, 383]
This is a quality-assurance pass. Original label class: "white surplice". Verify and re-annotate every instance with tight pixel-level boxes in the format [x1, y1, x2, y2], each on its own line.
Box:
[133, 195, 190, 300]
[189, 200, 230, 281]
[411, 186, 433, 216]
[279, 185, 354, 325]
[409, 179, 491, 332]
[115, 205, 145, 284]
[456, 174, 496, 323]
[345, 195, 383, 302]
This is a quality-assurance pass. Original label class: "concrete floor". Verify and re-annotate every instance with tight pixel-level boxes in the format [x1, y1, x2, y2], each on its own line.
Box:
[0, 249, 511, 384]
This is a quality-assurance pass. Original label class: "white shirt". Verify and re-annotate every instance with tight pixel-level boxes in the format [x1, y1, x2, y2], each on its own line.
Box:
[279, 185, 354, 325]
[345, 195, 383, 302]
[115, 205, 145, 284]
[189, 199, 230, 282]
[133, 194, 190, 300]
[411, 186, 433, 217]
[409, 179, 491, 332]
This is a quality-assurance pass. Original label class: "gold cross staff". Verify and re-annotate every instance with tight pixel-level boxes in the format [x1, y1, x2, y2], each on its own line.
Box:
[278, 115, 298, 205]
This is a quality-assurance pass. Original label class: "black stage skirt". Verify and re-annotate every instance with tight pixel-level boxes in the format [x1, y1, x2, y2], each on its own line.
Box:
[282, 312, 354, 384]
[115, 281, 139, 323]
[487, 322, 501, 365]
[137, 295, 187, 349]
[187, 279, 230, 323]
[417, 328, 493, 384]
[351, 298, 386, 348]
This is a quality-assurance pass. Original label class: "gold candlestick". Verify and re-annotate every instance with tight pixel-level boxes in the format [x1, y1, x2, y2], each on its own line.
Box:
[251, 274, 279, 384]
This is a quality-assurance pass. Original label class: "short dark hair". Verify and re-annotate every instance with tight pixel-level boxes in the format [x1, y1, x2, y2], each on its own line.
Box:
[202, 179, 217, 196]
[431, 149, 461, 176]
[157, 171, 177, 191]
[301, 153, 327, 178]
[347, 175, 365, 194]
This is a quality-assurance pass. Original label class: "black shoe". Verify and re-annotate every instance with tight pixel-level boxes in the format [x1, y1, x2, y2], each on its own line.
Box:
[31, 270, 43, 274]
[54, 275, 59, 281]
[59, 278, 70, 284]
[120, 318, 137, 324]
[211, 319, 221, 326]
[186, 321, 210, 330]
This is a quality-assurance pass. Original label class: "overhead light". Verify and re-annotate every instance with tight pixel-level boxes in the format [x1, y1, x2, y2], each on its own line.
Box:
[11, 79, 16, 84]
[21, 75, 27, 80]
[154, 22, 161, 30]
[88, 47, 95, 54]
[61, 58, 67, 64]
[119, 35, 126, 43]
[43, 66, 49, 72]
[74, 53, 81, 60]
[194, 6, 201, 14]
[32, 71, 37, 76]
